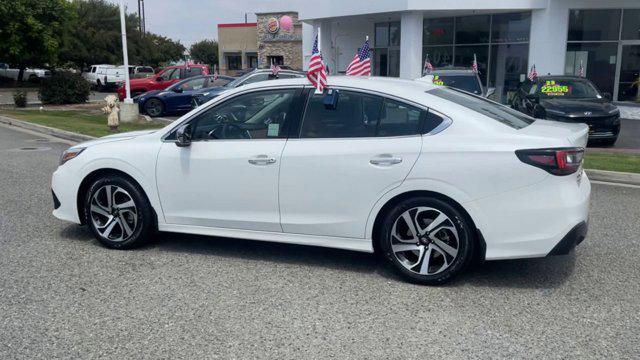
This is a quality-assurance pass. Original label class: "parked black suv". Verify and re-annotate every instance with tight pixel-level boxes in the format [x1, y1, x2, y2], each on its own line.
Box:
[511, 76, 621, 145]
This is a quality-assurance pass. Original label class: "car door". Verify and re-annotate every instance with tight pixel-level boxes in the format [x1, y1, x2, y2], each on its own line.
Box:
[278, 89, 424, 238]
[156, 87, 304, 232]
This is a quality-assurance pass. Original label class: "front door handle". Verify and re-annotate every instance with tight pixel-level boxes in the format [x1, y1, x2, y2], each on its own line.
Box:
[248, 155, 276, 165]
[370, 154, 403, 166]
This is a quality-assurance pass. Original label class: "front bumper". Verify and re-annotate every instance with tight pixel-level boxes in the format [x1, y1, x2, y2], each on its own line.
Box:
[547, 221, 588, 256]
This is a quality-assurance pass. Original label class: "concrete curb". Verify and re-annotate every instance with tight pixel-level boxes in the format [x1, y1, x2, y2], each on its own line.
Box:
[0, 115, 95, 143]
[586, 169, 640, 186]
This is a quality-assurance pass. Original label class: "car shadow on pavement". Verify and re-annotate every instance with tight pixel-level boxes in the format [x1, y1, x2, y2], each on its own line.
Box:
[59, 225, 576, 289]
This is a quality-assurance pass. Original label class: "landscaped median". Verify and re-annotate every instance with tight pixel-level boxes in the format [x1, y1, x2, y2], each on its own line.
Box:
[1, 108, 639, 177]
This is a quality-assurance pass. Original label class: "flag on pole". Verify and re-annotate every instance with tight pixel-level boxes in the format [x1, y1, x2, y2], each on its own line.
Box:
[270, 59, 281, 76]
[578, 60, 585, 78]
[346, 38, 371, 76]
[423, 55, 434, 74]
[528, 64, 538, 81]
[307, 33, 327, 93]
[472, 54, 478, 73]
[213, 64, 219, 81]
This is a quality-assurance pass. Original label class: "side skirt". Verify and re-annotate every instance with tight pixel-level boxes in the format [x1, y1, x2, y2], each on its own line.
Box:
[158, 224, 374, 253]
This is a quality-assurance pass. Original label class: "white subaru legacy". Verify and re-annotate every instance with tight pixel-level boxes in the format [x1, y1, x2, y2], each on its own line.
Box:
[52, 77, 590, 284]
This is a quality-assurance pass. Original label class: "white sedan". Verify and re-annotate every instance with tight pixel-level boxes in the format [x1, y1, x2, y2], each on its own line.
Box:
[52, 77, 590, 284]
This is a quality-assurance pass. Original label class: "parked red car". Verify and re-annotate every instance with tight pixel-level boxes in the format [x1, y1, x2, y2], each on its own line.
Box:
[117, 64, 209, 101]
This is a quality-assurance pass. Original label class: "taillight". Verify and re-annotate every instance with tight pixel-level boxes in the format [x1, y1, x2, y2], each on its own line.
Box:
[515, 148, 584, 176]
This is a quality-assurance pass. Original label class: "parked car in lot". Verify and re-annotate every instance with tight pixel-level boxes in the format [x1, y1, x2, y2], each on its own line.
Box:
[191, 68, 305, 107]
[0, 63, 51, 81]
[136, 75, 234, 117]
[84, 65, 159, 91]
[511, 76, 621, 145]
[418, 67, 495, 98]
[117, 64, 209, 101]
[52, 76, 590, 285]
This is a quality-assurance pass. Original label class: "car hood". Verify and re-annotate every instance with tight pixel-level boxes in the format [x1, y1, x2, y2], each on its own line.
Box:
[128, 77, 157, 87]
[74, 130, 158, 148]
[540, 98, 617, 115]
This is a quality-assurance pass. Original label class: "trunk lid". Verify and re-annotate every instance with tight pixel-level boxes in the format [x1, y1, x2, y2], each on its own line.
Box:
[519, 119, 588, 148]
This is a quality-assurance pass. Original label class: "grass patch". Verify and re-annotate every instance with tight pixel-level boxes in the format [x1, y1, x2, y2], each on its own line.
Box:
[584, 152, 640, 174]
[0, 109, 165, 138]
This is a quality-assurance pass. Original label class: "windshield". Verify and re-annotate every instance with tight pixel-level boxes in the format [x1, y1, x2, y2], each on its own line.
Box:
[224, 72, 255, 88]
[432, 74, 483, 95]
[429, 88, 535, 129]
[536, 79, 601, 99]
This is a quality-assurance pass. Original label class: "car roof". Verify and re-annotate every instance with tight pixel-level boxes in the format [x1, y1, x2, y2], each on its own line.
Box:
[251, 68, 306, 75]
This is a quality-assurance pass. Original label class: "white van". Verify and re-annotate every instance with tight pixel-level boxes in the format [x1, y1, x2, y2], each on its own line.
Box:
[84, 65, 153, 90]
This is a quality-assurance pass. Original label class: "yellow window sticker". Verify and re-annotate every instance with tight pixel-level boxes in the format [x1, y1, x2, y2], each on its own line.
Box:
[540, 80, 571, 96]
[432, 75, 445, 86]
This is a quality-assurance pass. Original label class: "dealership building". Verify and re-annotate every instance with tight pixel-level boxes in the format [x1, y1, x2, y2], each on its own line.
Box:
[292, 0, 640, 103]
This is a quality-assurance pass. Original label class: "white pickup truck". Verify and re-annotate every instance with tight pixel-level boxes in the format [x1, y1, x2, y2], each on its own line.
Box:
[0, 63, 51, 81]
[83, 64, 154, 90]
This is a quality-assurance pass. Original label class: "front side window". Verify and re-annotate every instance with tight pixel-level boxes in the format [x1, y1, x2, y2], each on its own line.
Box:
[429, 87, 534, 129]
[190, 89, 297, 140]
[161, 68, 177, 81]
[172, 77, 207, 92]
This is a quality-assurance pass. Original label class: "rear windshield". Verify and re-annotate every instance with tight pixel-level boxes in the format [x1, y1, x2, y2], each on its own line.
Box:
[432, 74, 482, 95]
[535, 79, 601, 99]
[429, 88, 535, 129]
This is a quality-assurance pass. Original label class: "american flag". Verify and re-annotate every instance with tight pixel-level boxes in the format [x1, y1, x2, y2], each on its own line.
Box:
[578, 60, 585, 77]
[307, 34, 327, 92]
[472, 54, 478, 73]
[423, 55, 434, 74]
[346, 39, 371, 76]
[213, 64, 218, 81]
[528, 64, 538, 81]
[270, 60, 281, 76]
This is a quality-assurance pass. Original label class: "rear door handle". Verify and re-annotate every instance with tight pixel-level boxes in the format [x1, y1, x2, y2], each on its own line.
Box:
[248, 155, 276, 165]
[370, 154, 403, 166]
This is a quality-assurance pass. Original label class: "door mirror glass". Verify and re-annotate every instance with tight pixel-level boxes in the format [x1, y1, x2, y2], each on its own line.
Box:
[174, 87, 183, 93]
[175, 124, 192, 147]
[602, 92, 612, 101]
[156, 76, 163, 82]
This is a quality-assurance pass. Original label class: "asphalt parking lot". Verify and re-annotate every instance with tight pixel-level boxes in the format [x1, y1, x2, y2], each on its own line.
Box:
[0, 123, 638, 359]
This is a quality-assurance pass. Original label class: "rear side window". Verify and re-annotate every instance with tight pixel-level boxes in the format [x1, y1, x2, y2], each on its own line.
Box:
[377, 99, 422, 137]
[429, 88, 534, 129]
[300, 91, 382, 138]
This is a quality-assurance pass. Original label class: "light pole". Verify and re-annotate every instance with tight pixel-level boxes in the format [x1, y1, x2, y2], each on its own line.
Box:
[118, 0, 139, 122]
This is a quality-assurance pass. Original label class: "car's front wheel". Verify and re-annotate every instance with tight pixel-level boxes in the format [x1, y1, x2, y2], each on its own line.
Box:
[378, 197, 475, 285]
[144, 98, 164, 117]
[83, 175, 154, 249]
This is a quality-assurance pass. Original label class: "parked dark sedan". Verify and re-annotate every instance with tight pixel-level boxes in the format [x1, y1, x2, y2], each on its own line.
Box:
[136, 75, 234, 117]
[512, 76, 621, 145]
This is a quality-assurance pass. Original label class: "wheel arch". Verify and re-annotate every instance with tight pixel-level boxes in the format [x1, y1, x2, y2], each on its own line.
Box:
[370, 190, 486, 262]
[76, 168, 158, 229]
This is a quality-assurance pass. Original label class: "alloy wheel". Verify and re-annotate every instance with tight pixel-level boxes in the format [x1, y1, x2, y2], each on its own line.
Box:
[390, 207, 460, 275]
[145, 100, 163, 117]
[89, 185, 138, 242]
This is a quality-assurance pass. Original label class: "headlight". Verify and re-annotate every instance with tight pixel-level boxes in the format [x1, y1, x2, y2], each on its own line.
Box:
[59, 147, 85, 165]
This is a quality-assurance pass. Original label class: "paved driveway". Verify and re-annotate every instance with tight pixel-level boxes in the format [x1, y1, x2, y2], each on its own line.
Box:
[0, 124, 638, 359]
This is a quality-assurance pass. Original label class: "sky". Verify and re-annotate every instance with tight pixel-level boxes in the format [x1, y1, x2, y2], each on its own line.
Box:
[112, 0, 297, 47]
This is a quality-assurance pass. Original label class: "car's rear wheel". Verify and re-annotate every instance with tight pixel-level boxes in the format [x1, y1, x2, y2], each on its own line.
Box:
[84, 175, 154, 249]
[144, 98, 164, 117]
[378, 197, 474, 285]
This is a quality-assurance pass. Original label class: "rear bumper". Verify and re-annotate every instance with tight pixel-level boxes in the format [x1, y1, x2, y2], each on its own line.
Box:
[547, 221, 588, 256]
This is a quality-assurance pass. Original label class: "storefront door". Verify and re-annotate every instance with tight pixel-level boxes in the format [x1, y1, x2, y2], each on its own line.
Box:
[615, 42, 640, 102]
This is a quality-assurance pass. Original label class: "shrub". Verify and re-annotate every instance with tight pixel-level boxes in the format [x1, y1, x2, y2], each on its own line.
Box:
[38, 71, 90, 105]
[13, 90, 28, 107]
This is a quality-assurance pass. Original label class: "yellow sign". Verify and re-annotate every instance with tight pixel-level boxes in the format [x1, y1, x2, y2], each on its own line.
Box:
[432, 75, 444, 86]
[540, 80, 570, 96]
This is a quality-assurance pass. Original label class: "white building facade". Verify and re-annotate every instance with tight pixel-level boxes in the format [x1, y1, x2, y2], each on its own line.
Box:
[294, 0, 640, 103]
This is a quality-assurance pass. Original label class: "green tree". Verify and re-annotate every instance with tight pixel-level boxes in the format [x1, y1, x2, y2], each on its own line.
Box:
[0, 0, 74, 81]
[189, 40, 219, 68]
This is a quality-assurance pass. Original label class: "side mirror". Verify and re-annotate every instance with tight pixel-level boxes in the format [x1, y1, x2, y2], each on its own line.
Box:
[603, 92, 612, 101]
[526, 93, 540, 103]
[175, 124, 192, 147]
[485, 87, 496, 98]
[174, 87, 184, 93]
[156, 76, 163, 82]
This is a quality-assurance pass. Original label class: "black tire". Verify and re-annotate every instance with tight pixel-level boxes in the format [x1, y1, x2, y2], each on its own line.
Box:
[378, 196, 475, 285]
[96, 79, 104, 92]
[144, 98, 164, 117]
[83, 175, 154, 249]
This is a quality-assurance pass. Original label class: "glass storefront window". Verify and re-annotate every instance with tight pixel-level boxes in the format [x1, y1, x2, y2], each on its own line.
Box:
[565, 42, 618, 96]
[568, 9, 621, 41]
[374, 22, 400, 77]
[491, 12, 531, 43]
[455, 15, 490, 44]
[423, 46, 454, 68]
[389, 22, 401, 46]
[622, 9, 640, 40]
[489, 44, 529, 103]
[424, 18, 454, 45]
[454, 45, 489, 85]
[375, 23, 389, 47]
[617, 45, 640, 102]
